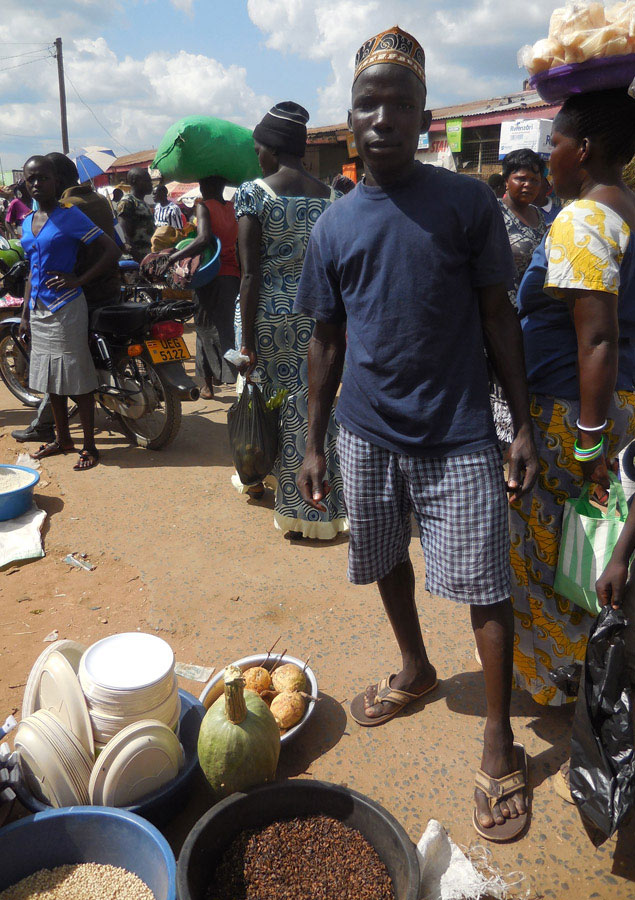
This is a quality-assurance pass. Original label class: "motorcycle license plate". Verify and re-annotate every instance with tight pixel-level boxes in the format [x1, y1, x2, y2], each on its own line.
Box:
[145, 337, 190, 363]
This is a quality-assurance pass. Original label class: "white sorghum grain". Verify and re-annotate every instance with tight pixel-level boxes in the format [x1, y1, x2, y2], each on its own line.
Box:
[0, 468, 33, 494]
[0, 863, 155, 900]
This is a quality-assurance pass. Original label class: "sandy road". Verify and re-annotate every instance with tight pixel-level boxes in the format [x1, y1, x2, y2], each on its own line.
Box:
[1, 350, 633, 898]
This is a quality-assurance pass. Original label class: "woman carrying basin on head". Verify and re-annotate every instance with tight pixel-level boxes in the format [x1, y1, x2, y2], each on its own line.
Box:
[234, 101, 348, 540]
[169, 176, 239, 399]
[510, 88, 635, 716]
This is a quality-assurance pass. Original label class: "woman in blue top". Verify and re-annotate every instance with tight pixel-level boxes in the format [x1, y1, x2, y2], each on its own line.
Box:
[19, 156, 120, 470]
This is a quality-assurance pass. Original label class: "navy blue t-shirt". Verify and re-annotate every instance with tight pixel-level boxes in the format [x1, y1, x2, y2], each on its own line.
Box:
[294, 163, 515, 458]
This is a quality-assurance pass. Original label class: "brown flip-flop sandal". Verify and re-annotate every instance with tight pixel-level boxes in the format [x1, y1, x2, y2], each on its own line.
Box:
[31, 440, 74, 460]
[350, 674, 439, 727]
[473, 743, 529, 843]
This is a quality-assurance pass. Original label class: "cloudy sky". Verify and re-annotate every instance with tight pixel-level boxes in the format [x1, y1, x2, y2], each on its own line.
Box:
[0, 0, 560, 174]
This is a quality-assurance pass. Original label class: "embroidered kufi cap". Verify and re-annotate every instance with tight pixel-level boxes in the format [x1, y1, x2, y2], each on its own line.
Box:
[354, 25, 426, 86]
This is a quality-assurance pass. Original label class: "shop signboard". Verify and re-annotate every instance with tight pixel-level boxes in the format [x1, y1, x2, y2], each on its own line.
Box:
[341, 162, 358, 183]
[415, 138, 456, 171]
[446, 119, 462, 153]
[498, 118, 553, 159]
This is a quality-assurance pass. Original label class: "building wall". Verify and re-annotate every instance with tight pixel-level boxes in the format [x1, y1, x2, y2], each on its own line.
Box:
[308, 118, 556, 185]
[452, 124, 502, 181]
[306, 142, 356, 182]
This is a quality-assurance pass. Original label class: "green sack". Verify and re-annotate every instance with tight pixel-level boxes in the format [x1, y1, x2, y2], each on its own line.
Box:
[152, 116, 262, 186]
[554, 473, 628, 616]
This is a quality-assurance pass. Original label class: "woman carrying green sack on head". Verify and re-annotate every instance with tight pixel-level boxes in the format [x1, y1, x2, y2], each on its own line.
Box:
[510, 87, 635, 710]
[168, 176, 240, 398]
[154, 116, 262, 399]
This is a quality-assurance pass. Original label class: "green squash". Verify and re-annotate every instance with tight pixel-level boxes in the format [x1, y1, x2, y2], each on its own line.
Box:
[198, 665, 280, 799]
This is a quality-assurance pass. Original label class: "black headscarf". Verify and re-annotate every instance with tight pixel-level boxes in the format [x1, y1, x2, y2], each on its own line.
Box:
[253, 101, 310, 158]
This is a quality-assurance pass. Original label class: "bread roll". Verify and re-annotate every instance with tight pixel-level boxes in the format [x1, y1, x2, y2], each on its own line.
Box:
[580, 23, 629, 57]
[558, 2, 606, 36]
[606, 1, 635, 28]
[524, 1, 633, 74]
[527, 37, 566, 74]
[549, 6, 568, 38]
[562, 30, 588, 62]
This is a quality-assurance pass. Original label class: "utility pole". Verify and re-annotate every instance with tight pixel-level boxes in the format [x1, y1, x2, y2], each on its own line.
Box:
[54, 37, 69, 154]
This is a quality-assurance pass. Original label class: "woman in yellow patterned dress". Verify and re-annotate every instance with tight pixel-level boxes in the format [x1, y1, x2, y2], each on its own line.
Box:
[511, 88, 635, 707]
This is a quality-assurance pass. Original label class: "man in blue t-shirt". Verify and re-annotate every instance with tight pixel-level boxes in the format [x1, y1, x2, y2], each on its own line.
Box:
[294, 25, 538, 842]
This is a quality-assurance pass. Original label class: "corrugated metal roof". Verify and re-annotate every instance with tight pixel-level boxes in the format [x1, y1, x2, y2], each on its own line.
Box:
[431, 89, 550, 120]
[109, 149, 157, 171]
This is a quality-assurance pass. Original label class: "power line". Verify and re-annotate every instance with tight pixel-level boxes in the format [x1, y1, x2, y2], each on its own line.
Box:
[0, 41, 50, 46]
[64, 73, 132, 155]
[0, 130, 55, 138]
[0, 47, 53, 61]
[0, 55, 51, 74]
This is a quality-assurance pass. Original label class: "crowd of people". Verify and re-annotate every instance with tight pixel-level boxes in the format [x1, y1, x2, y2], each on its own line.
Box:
[4, 22, 635, 844]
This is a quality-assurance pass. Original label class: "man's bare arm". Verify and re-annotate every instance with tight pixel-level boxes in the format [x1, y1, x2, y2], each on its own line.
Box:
[478, 282, 538, 501]
[297, 320, 346, 509]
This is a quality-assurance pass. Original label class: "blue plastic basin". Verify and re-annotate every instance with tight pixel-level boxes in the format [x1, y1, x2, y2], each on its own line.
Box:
[0, 806, 176, 898]
[17, 689, 205, 825]
[0, 464, 40, 522]
[188, 236, 221, 289]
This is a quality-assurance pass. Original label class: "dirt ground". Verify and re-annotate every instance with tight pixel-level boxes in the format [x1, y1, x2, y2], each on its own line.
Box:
[1, 343, 634, 899]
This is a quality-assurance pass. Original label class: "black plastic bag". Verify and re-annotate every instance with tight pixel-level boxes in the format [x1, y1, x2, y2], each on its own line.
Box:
[549, 663, 582, 697]
[227, 382, 278, 486]
[570, 606, 635, 846]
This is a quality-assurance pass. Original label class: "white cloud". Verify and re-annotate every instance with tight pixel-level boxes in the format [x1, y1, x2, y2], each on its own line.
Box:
[0, 0, 565, 171]
[169, 0, 195, 16]
[0, 0, 118, 46]
[0, 10, 272, 171]
[247, 0, 561, 121]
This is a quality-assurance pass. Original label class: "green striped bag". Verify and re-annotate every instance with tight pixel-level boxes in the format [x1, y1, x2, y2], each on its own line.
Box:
[554, 473, 628, 616]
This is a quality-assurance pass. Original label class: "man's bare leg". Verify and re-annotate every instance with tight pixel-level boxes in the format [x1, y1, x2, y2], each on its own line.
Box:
[472, 599, 526, 827]
[364, 557, 437, 718]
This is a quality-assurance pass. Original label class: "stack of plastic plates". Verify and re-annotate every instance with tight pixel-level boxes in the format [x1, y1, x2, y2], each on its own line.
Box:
[32, 650, 94, 757]
[89, 719, 184, 807]
[78, 633, 180, 749]
[15, 710, 92, 807]
[22, 640, 86, 719]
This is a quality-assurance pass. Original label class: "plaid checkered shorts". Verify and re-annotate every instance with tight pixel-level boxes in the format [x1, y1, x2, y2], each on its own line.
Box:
[337, 427, 511, 605]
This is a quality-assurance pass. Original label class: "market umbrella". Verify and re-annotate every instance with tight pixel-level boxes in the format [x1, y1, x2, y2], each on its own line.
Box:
[169, 183, 236, 208]
[165, 181, 198, 202]
[72, 147, 117, 182]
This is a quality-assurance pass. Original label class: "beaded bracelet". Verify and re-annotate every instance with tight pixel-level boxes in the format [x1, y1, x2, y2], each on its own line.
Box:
[576, 418, 608, 433]
[573, 435, 604, 462]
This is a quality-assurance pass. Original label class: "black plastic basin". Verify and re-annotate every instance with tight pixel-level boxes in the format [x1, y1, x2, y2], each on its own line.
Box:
[177, 779, 420, 900]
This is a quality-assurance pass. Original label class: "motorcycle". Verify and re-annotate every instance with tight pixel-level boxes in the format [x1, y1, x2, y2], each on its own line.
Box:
[0, 284, 200, 450]
[0, 232, 24, 275]
[0, 258, 38, 407]
[119, 257, 161, 305]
